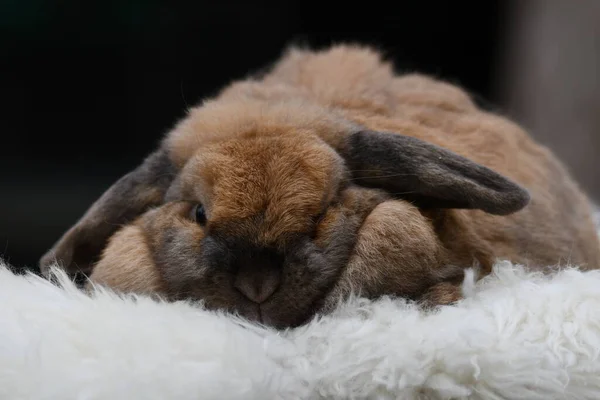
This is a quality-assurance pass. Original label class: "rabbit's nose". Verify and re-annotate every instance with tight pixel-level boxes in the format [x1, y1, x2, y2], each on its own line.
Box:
[234, 263, 281, 303]
[233, 247, 283, 304]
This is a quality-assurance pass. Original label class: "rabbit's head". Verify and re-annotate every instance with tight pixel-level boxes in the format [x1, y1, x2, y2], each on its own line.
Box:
[40, 93, 529, 328]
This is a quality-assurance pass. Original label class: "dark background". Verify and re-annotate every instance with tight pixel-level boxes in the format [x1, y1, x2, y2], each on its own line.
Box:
[1, 1, 597, 272]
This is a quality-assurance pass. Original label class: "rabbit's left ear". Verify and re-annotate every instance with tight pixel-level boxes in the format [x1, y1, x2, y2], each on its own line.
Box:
[341, 130, 530, 215]
[39, 149, 177, 278]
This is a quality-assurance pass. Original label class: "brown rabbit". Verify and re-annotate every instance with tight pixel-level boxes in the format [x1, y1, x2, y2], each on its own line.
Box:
[40, 44, 600, 328]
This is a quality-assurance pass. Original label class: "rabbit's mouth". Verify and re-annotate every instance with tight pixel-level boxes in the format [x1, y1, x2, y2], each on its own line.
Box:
[233, 302, 283, 327]
[231, 293, 323, 329]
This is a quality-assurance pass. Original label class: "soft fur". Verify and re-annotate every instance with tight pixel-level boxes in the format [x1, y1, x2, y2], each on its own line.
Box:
[39, 44, 600, 329]
[2, 253, 600, 399]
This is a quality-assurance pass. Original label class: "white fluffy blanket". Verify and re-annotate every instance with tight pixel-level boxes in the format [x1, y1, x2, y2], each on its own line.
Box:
[1, 229, 600, 399]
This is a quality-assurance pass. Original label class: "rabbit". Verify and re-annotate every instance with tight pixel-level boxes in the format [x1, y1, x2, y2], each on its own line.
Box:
[39, 44, 600, 329]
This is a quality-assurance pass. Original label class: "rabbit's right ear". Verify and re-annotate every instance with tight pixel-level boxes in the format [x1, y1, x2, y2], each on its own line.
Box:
[39, 148, 177, 278]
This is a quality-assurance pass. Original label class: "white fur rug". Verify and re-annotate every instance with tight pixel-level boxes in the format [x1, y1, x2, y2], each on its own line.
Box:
[1, 223, 600, 399]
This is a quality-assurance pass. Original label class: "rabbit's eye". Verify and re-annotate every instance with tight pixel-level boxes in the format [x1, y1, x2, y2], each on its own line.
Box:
[194, 204, 207, 225]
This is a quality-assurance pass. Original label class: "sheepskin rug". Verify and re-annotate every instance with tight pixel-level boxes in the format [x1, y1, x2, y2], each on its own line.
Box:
[1, 224, 600, 399]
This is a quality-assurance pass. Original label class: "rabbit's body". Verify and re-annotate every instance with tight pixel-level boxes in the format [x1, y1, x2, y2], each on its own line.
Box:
[41, 45, 600, 327]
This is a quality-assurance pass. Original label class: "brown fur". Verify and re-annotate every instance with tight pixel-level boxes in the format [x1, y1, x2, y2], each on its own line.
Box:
[41, 44, 600, 327]
[87, 223, 166, 296]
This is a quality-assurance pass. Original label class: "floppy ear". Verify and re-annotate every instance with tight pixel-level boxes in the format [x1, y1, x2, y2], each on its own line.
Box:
[342, 130, 530, 215]
[39, 148, 177, 278]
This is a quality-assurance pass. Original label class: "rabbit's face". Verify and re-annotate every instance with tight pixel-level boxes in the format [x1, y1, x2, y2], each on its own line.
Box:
[136, 134, 388, 328]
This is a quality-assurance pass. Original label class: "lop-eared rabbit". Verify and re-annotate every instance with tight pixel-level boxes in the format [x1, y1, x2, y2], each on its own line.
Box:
[40, 45, 600, 328]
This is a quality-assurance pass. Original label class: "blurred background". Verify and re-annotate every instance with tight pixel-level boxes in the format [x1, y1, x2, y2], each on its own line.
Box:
[1, 0, 599, 272]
